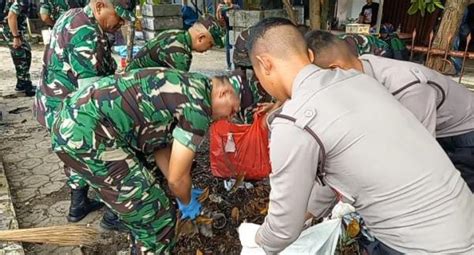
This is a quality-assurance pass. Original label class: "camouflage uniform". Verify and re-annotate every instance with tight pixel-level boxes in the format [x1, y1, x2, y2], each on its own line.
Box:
[2, 0, 31, 83]
[126, 29, 193, 72]
[126, 16, 225, 72]
[34, 1, 135, 189]
[233, 28, 252, 69]
[51, 68, 217, 253]
[338, 33, 392, 58]
[39, 0, 89, 24]
[233, 70, 269, 124]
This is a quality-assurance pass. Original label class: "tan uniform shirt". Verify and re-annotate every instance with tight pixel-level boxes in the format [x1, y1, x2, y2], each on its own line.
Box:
[257, 64, 474, 254]
[360, 54, 474, 138]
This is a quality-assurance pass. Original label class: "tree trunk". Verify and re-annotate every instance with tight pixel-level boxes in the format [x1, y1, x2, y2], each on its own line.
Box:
[282, 0, 297, 24]
[310, 0, 321, 29]
[321, 0, 329, 30]
[426, 0, 468, 72]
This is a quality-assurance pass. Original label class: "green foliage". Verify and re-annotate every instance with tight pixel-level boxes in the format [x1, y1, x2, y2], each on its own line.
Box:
[408, 0, 444, 16]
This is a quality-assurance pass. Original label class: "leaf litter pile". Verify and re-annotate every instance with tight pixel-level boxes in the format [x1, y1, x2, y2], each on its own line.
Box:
[173, 138, 270, 254]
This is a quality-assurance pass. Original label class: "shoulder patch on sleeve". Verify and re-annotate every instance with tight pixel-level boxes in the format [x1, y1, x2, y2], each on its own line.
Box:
[410, 67, 428, 84]
[295, 108, 317, 129]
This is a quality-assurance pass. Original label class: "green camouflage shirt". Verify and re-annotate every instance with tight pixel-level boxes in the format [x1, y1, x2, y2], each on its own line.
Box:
[34, 5, 117, 130]
[126, 29, 193, 72]
[2, 0, 30, 39]
[235, 72, 268, 124]
[338, 34, 391, 58]
[39, 0, 89, 23]
[51, 68, 213, 160]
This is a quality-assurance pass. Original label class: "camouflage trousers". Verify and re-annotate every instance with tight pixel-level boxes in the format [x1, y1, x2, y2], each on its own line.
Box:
[56, 149, 176, 254]
[33, 93, 89, 191]
[64, 166, 91, 190]
[7, 38, 31, 81]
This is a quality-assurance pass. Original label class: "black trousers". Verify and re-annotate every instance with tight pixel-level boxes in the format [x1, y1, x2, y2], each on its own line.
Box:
[437, 130, 474, 192]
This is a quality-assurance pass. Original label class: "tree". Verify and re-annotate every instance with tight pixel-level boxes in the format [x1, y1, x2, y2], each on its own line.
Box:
[308, 0, 329, 30]
[282, 0, 298, 24]
[408, 0, 468, 72]
[310, 0, 321, 29]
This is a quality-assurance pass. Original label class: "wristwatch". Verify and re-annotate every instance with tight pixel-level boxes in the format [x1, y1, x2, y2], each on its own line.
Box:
[12, 35, 21, 38]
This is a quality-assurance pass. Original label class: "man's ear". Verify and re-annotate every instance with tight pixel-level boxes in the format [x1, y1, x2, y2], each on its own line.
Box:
[197, 33, 207, 43]
[328, 63, 343, 70]
[256, 55, 272, 75]
[308, 49, 315, 63]
[95, 0, 105, 14]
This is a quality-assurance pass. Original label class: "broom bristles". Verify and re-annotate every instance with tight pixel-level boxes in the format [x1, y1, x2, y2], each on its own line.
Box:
[0, 225, 99, 246]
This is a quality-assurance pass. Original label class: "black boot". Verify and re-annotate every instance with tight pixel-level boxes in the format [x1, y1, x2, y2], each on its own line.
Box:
[100, 207, 129, 232]
[129, 234, 138, 255]
[67, 186, 104, 222]
[15, 80, 25, 92]
[21, 80, 36, 97]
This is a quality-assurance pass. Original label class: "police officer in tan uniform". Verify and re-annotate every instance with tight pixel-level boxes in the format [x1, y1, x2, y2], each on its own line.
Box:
[306, 30, 474, 192]
[238, 18, 474, 255]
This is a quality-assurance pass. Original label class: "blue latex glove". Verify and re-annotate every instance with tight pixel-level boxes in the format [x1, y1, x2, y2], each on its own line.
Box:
[177, 188, 203, 220]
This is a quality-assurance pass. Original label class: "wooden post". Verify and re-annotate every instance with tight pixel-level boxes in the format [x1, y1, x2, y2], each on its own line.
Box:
[282, 0, 297, 24]
[310, 0, 321, 29]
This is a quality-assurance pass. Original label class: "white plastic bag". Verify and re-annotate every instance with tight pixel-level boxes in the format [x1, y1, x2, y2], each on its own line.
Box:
[240, 202, 354, 255]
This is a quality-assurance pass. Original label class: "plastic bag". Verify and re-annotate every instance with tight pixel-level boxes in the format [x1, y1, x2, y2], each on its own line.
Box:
[210, 113, 271, 180]
[240, 220, 341, 255]
[240, 202, 354, 255]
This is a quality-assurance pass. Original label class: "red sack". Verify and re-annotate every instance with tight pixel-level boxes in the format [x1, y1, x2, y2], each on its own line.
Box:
[210, 113, 271, 180]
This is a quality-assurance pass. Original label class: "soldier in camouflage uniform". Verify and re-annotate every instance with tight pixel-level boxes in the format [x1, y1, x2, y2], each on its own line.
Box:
[231, 69, 271, 124]
[2, 0, 35, 96]
[51, 67, 241, 254]
[33, 0, 136, 228]
[39, 0, 89, 27]
[338, 33, 392, 58]
[232, 27, 284, 124]
[126, 15, 225, 72]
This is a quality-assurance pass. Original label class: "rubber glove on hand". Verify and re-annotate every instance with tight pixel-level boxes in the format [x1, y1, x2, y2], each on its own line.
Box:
[238, 222, 261, 248]
[177, 188, 203, 220]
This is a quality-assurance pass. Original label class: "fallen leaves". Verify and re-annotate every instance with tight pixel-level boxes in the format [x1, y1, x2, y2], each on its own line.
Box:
[195, 216, 213, 225]
[198, 187, 210, 203]
[231, 207, 240, 224]
[347, 219, 360, 238]
[230, 172, 245, 194]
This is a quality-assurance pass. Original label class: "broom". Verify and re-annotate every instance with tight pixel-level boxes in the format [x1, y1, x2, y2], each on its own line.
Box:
[0, 225, 99, 246]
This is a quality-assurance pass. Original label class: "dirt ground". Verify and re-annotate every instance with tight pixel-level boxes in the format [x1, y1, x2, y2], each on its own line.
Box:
[0, 43, 270, 254]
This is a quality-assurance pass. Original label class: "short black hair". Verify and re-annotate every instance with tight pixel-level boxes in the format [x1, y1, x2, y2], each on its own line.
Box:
[304, 30, 341, 56]
[296, 24, 310, 36]
[246, 17, 295, 55]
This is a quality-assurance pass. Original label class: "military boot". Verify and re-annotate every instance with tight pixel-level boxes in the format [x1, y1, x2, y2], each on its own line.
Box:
[67, 186, 104, 222]
[15, 80, 36, 97]
[100, 207, 129, 232]
[22, 80, 36, 97]
[14, 80, 26, 92]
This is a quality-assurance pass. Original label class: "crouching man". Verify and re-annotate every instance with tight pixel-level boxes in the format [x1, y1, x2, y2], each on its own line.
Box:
[239, 18, 474, 254]
[306, 30, 474, 192]
[126, 16, 225, 72]
[51, 68, 241, 253]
